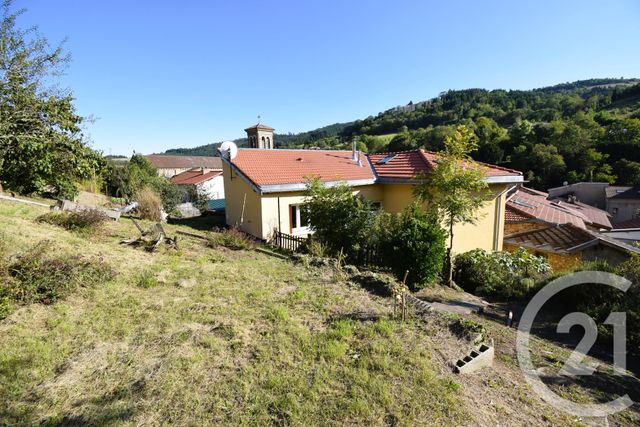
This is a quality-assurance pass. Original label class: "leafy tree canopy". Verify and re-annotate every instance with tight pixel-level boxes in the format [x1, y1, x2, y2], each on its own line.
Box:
[0, 1, 103, 199]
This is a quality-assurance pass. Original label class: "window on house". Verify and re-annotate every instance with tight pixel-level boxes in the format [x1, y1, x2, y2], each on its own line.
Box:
[290, 204, 311, 235]
[612, 207, 619, 215]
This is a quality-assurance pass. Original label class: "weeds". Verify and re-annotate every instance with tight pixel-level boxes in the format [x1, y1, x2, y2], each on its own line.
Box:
[0, 241, 115, 316]
[37, 210, 108, 234]
[137, 270, 159, 289]
[206, 228, 254, 251]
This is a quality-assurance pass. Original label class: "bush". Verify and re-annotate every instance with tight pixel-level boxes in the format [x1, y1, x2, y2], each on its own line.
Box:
[0, 241, 115, 314]
[207, 228, 254, 251]
[453, 248, 551, 299]
[104, 155, 183, 211]
[37, 210, 108, 234]
[303, 178, 376, 262]
[376, 203, 446, 289]
[136, 186, 163, 221]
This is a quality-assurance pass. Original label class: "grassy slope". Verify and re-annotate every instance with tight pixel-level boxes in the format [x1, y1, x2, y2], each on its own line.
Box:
[1, 200, 638, 426]
[0, 201, 464, 426]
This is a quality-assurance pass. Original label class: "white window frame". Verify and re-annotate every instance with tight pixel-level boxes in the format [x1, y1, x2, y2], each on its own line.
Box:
[290, 204, 312, 236]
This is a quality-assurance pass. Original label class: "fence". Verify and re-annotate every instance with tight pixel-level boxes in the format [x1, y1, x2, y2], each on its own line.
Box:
[272, 231, 307, 252]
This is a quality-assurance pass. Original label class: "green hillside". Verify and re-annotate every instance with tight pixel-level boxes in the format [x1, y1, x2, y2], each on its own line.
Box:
[165, 78, 640, 190]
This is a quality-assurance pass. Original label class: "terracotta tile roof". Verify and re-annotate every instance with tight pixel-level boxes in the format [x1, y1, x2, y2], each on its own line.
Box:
[614, 217, 640, 229]
[558, 200, 612, 229]
[505, 205, 535, 222]
[605, 186, 640, 200]
[145, 155, 222, 170]
[230, 149, 374, 187]
[507, 187, 588, 229]
[504, 224, 595, 253]
[171, 169, 222, 185]
[506, 187, 613, 230]
[368, 149, 523, 180]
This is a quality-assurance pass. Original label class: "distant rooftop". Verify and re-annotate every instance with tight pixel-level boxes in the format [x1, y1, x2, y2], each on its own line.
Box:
[145, 154, 222, 170]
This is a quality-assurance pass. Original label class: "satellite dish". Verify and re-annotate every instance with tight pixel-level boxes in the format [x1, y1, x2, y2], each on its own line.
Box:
[218, 141, 238, 160]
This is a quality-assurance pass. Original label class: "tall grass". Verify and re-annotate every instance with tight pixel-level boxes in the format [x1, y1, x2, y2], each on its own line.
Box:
[136, 186, 163, 221]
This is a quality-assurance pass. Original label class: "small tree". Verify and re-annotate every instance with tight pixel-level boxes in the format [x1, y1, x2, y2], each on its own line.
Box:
[303, 178, 375, 262]
[376, 203, 446, 289]
[414, 125, 491, 286]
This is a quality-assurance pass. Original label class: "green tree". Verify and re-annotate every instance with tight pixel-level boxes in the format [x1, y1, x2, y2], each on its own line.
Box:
[0, 1, 102, 199]
[528, 144, 566, 189]
[376, 203, 446, 289]
[414, 125, 491, 286]
[303, 178, 375, 262]
[614, 159, 640, 186]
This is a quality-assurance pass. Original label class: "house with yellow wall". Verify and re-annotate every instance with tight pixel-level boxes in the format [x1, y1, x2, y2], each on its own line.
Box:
[221, 123, 525, 254]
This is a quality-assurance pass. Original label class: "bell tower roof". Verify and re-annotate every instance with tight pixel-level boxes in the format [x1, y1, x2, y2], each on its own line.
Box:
[244, 123, 275, 132]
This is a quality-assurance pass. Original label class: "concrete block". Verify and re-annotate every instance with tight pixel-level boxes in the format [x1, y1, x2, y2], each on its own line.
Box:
[454, 344, 494, 374]
[57, 200, 121, 221]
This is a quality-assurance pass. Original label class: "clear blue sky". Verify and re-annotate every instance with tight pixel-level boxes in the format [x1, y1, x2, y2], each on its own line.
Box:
[15, 0, 640, 156]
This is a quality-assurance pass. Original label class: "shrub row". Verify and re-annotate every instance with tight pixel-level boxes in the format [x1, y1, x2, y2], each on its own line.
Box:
[303, 179, 446, 289]
[452, 248, 551, 299]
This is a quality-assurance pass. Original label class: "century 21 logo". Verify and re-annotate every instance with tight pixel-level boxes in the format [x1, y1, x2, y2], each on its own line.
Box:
[516, 271, 633, 418]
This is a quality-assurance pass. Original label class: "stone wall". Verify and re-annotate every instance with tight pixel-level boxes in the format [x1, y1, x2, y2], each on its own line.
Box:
[503, 243, 582, 272]
[504, 221, 547, 236]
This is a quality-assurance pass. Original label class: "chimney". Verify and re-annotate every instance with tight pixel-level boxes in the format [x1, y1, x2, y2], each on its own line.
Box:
[351, 139, 358, 162]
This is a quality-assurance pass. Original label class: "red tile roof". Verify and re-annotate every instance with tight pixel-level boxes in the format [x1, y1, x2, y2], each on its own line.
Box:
[171, 169, 222, 185]
[145, 155, 222, 170]
[505, 205, 535, 222]
[506, 187, 612, 230]
[230, 149, 374, 187]
[368, 149, 522, 180]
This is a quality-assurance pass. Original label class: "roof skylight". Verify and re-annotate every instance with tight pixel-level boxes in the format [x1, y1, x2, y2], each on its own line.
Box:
[376, 155, 397, 165]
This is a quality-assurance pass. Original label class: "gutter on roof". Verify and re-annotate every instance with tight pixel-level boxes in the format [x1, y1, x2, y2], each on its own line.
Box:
[485, 175, 525, 184]
[567, 234, 640, 255]
[260, 179, 376, 194]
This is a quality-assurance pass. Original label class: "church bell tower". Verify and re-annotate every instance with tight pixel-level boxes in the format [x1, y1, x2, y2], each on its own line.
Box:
[244, 122, 274, 149]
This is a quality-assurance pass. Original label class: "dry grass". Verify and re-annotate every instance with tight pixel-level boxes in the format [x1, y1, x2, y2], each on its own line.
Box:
[1, 199, 638, 426]
[136, 187, 162, 221]
[0, 200, 466, 426]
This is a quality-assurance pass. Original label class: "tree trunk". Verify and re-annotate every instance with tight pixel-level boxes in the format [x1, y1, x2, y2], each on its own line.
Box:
[446, 219, 454, 287]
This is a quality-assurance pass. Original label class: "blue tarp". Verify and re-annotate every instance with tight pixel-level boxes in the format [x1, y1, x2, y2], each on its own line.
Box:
[207, 199, 225, 212]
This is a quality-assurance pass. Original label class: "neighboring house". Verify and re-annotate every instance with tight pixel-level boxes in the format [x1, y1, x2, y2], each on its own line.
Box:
[144, 154, 223, 178]
[605, 186, 640, 224]
[600, 217, 640, 245]
[548, 182, 640, 224]
[504, 186, 612, 235]
[170, 168, 224, 201]
[504, 223, 640, 271]
[221, 127, 524, 254]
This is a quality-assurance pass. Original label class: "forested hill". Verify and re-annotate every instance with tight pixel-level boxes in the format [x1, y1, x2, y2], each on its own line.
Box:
[163, 122, 350, 156]
[165, 78, 640, 190]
